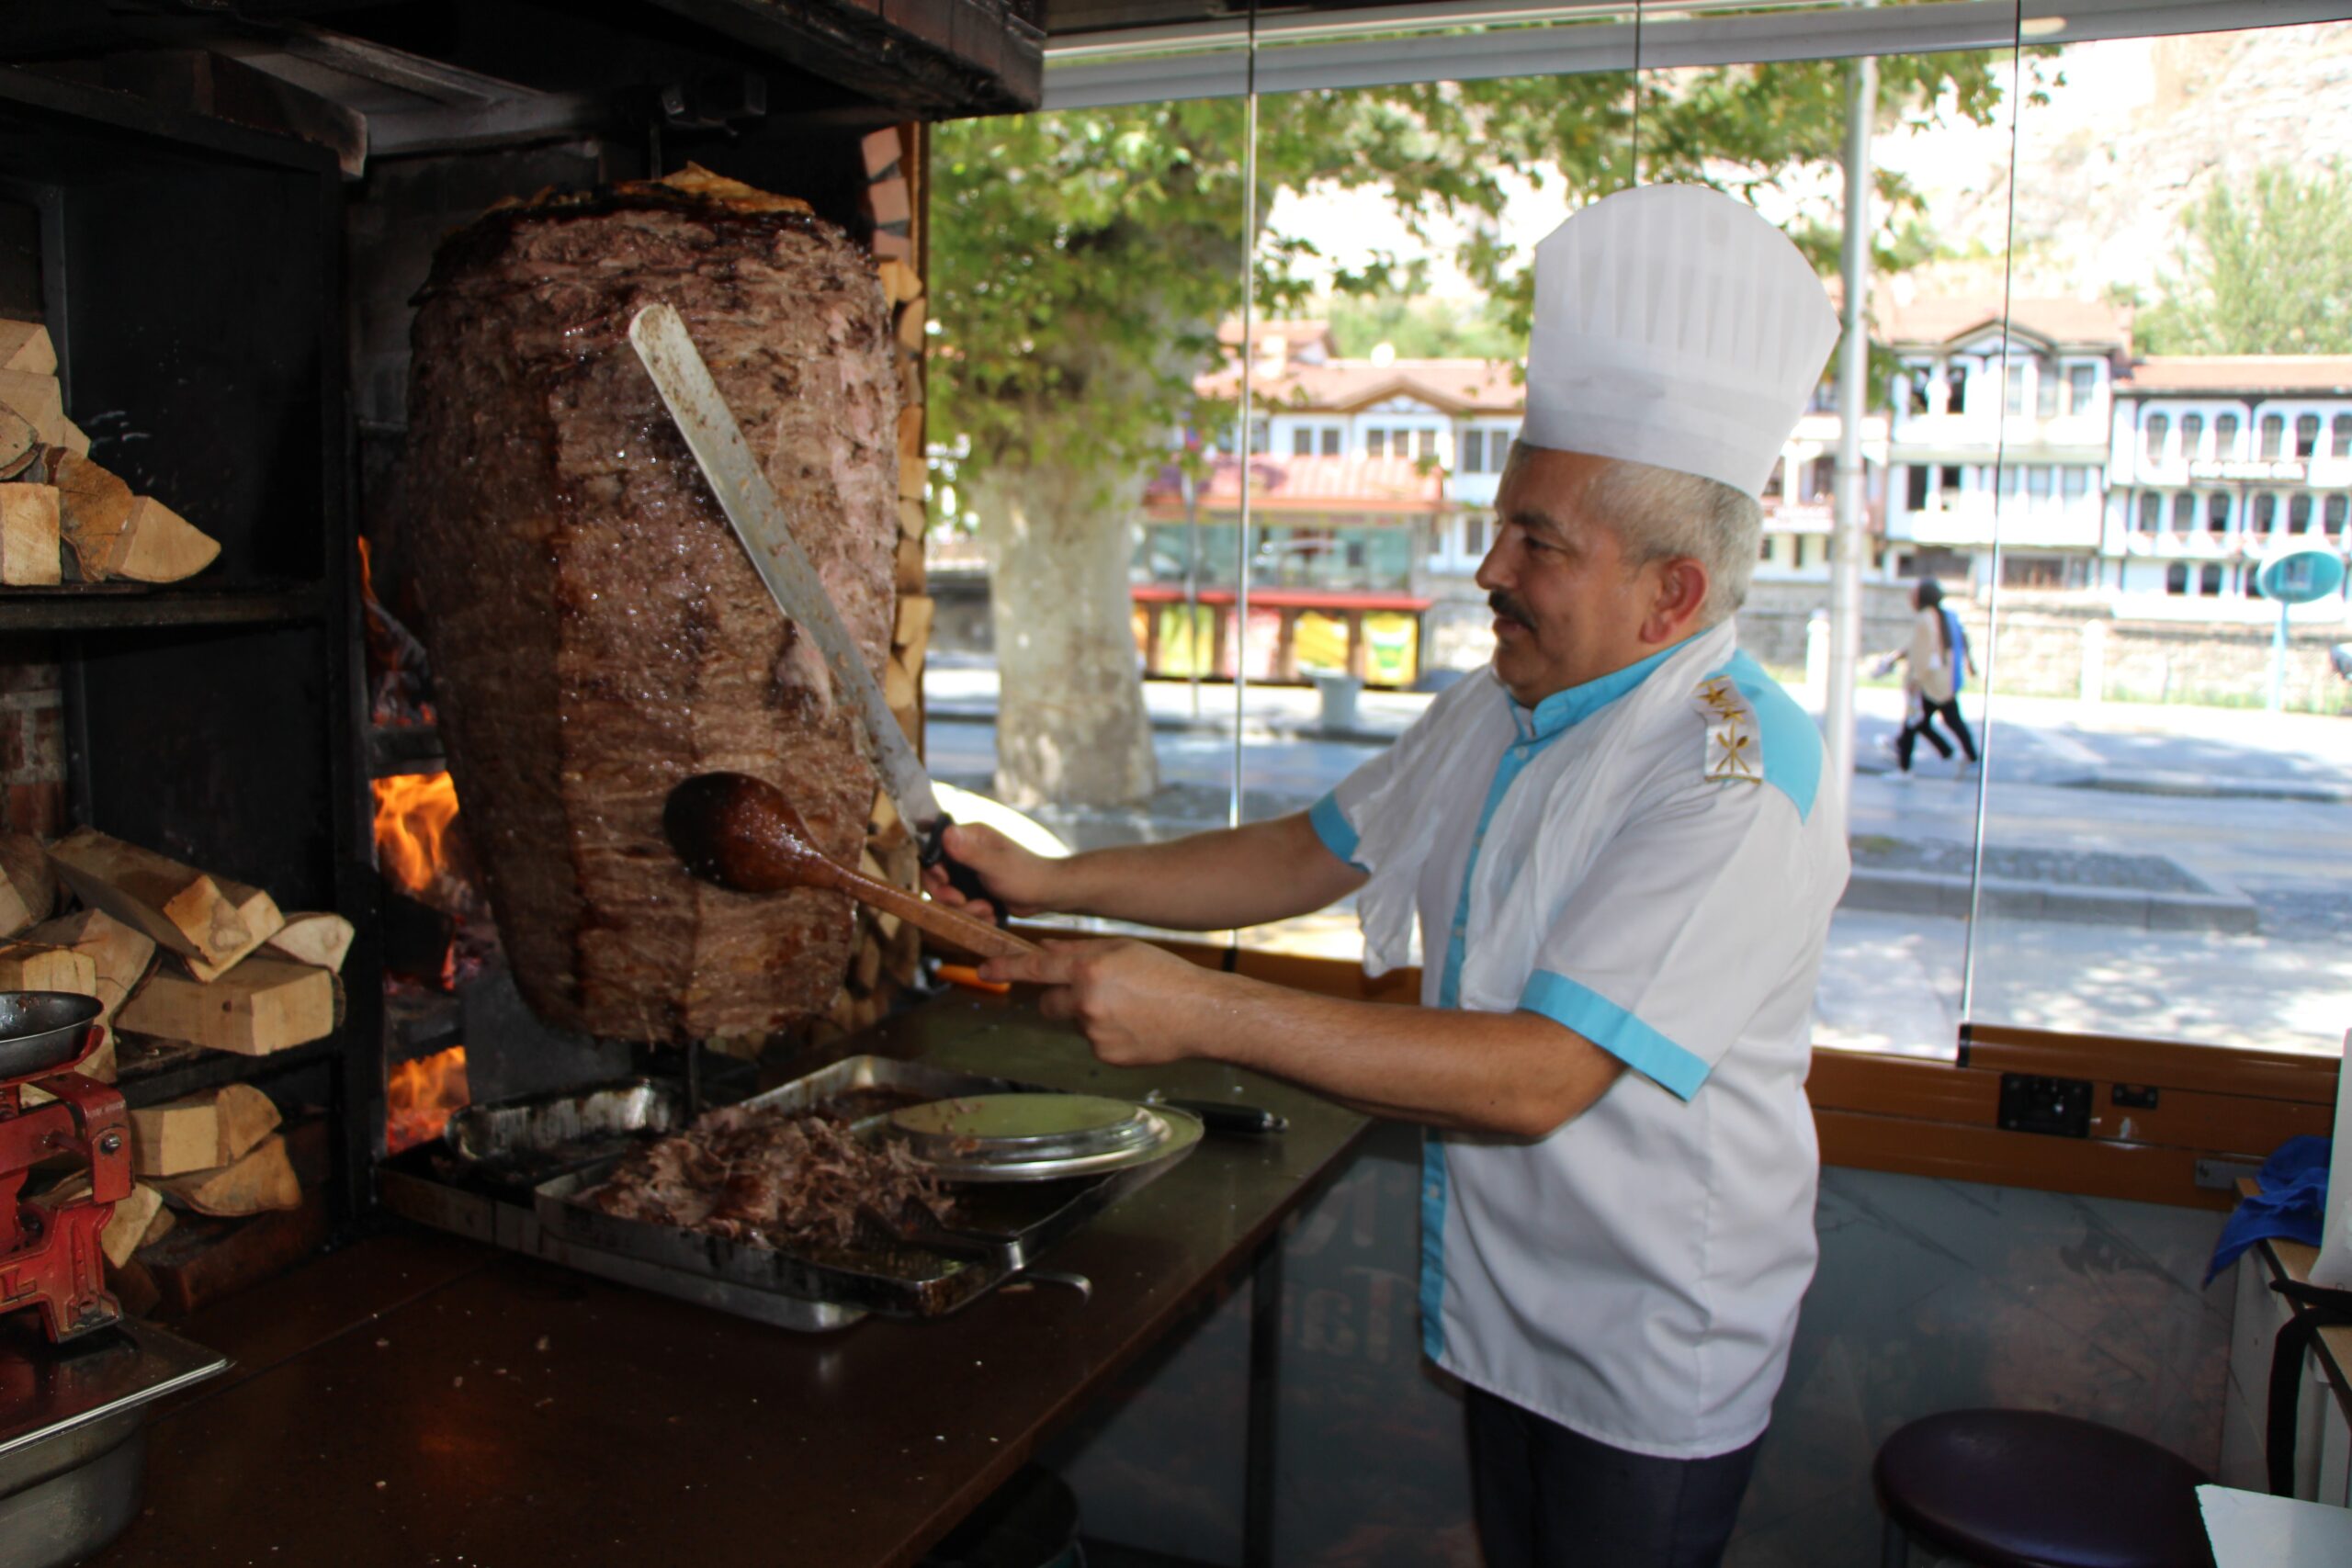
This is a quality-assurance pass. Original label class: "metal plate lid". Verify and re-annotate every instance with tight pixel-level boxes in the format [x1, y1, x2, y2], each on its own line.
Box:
[888, 1093, 1155, 1166]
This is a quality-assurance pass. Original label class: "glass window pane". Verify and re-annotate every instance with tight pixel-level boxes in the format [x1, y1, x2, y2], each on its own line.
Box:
[1968, 17, 2352, 1060]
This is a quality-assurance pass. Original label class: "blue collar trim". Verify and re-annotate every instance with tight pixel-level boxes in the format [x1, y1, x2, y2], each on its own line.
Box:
[1512, 636, 1692, 741]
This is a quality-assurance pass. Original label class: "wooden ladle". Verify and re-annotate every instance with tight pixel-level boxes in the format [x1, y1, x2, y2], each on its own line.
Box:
[662, 772, 1038, 961]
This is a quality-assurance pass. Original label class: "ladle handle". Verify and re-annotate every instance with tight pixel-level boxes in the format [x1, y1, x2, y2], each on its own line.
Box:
[805, 855, 1039, 961]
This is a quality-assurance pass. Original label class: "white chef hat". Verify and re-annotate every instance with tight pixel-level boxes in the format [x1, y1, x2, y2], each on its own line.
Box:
[1521, 185, 1839, 499]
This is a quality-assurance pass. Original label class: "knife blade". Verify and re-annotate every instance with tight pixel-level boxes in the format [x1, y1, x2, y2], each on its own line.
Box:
[628, 303, 985, 899]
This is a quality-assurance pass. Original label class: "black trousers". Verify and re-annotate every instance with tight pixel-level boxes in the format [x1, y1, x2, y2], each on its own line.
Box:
[1464, 1386, 1761, 1568]
[1895, 697, 1976, 771]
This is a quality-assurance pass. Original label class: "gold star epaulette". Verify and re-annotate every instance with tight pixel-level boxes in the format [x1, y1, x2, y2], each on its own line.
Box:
[1691, 675, 1761, 785]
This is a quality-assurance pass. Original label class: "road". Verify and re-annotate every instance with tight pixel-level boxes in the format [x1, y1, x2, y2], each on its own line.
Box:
[923, 671, 2352, 1056]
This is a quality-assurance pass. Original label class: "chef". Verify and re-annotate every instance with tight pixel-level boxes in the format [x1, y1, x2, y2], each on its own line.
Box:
[928, 185, 1849, 1568]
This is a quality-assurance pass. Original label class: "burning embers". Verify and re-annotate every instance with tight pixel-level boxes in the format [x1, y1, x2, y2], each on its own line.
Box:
[386, 1043, 469, 1155]
[371, 770, 493, 991]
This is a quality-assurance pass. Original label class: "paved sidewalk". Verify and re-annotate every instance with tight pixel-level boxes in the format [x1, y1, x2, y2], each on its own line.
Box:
[926, 662, 2352, 1057]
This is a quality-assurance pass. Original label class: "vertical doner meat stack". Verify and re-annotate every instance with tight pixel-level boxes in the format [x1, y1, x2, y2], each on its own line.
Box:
[405, 172, 899, 1043]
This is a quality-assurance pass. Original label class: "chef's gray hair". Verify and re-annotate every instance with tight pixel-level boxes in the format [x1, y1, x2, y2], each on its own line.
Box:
[1588, 456, 1762, 626]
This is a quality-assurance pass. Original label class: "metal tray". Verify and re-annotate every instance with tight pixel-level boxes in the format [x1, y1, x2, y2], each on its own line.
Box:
[531, 1055, 1204, 1324]
[443, 1078, 684, 1171]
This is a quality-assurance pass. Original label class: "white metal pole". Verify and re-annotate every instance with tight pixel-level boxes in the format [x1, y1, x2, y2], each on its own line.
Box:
[1826, 29, 1877, 826]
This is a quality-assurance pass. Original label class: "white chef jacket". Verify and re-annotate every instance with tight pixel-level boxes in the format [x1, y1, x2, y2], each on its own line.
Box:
[1307, 620, 1848, 1460]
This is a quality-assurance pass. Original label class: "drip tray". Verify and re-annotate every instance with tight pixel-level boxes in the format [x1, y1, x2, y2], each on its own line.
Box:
[380, 1055, 1202, 1332]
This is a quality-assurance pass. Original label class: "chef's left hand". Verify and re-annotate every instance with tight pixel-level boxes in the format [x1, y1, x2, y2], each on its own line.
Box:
[979, 939, 1206, 1067]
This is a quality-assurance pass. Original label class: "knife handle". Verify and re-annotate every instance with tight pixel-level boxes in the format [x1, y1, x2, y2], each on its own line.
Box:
[1146, 1095, 1289, 1136]
[920, 819, 996, 907]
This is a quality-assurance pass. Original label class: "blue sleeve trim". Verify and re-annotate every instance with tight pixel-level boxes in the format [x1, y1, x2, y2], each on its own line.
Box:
[1721, 652, 1823, 823]
[1308, 791, 1366, 871]
[1519, 969, 1712, 1101]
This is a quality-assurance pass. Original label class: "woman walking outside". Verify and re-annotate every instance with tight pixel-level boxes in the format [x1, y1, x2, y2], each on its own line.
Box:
[1883, 580, 1979, 777]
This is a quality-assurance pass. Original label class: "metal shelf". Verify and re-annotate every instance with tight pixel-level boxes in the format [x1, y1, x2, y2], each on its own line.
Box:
[115, 1034, 341, 1111]
[0, 582, 324, 633]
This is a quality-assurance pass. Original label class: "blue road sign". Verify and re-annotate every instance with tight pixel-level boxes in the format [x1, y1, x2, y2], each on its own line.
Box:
[2257, 548, 2347, 604]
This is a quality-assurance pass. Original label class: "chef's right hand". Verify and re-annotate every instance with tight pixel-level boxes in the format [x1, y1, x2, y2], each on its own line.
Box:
[924, 824, 1055, 922]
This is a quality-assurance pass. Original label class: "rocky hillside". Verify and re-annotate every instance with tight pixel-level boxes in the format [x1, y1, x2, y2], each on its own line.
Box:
[1886, 22, 2352, 311]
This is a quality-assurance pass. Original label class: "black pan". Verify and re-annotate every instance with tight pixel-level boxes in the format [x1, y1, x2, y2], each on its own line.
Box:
[0, 992, 103, 1081]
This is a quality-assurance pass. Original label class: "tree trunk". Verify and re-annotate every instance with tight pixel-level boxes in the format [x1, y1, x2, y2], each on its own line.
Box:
[968, 459, 1159, 808]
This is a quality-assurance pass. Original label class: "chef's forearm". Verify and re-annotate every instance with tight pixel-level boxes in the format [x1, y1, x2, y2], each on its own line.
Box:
[1049, 813, 1364, 931]
[1172, 974, 1623, 1138]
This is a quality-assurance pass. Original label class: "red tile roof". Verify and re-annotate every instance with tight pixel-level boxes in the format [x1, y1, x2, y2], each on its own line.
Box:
[2118, 355, 2352, 394]
[1879, 296, 2133, 353]
[1143, 454, 1447, 515]
[1195, 357, 1524, 414]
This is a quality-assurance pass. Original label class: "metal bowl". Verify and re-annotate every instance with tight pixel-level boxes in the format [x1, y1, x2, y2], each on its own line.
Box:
[0, 994, 102, 1083]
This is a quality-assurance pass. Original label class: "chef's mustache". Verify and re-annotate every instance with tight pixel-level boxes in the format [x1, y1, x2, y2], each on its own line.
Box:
[1488, 590, 1533, 630]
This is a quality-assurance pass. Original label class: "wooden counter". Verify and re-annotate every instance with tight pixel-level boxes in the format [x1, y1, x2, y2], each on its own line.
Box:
[90, 995, 1370, 1568]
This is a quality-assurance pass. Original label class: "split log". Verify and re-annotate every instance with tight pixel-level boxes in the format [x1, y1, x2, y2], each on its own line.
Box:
[860, 127, 901, 178]
[0, 369, 66, 447]
[264, 911, 354, 973]
[895, 536, 925, 593]
[153, 1132, 300, 1216]
[877, 258, 922, 307]
[0, 941, 95, 996]
[24, 908, 157, 1023]
[48, 827, 284, 976]
[118, 956, 334, 1056]
[896, 299, 926, 355]
[50, 451, 133, 579]
[883, 653, 917, 713]
[898, 499, 926, 541]
[0, 406, 32, 479]
[33, 1175, 164, 1269]
[128, 1082, 281, 1177]
[113, 496, 220, 583]
[106, 1182, 164, 1268]
[53, 422, 88, 458]
[893, 594, 934, 661]
[0, 321, 56, 377]
[0, 833, 55, 939]
[0, 482, 60, 585]
[139, 1198, 175, 1250]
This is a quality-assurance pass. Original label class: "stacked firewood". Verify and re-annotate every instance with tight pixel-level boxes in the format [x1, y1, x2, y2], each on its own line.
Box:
[801, 124, 935, 1047]
[6, 826, 352, 1248]
[0, 319, 220, 586]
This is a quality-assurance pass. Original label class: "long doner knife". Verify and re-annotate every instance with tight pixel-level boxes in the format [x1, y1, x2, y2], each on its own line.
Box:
[628, 302, 985, 900]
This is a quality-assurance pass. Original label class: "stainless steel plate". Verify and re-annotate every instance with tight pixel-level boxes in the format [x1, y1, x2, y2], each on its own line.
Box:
[900, 1103, 1204, 1185]
[888, 1093, 1157, 1166]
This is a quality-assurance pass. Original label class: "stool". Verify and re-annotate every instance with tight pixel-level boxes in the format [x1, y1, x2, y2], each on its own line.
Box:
[1873, 1409, 2211, 1568]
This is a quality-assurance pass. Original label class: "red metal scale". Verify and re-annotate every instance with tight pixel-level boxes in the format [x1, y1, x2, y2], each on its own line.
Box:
[0, 994, 127, 1342]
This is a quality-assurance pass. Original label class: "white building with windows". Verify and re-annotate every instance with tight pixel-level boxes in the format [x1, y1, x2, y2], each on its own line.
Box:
[1195, 320, 1884, 585]
[1883, 298, 2128, 591]
[2105, 356, 2352, 616]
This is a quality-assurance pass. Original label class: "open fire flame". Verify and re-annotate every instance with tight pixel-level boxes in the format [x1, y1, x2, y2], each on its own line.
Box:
[387, 1044, 469, 1154]
[373, 771, 461, 897]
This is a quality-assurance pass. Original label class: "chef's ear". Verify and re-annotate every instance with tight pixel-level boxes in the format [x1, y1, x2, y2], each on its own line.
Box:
[1641, 555, 1710, 644]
